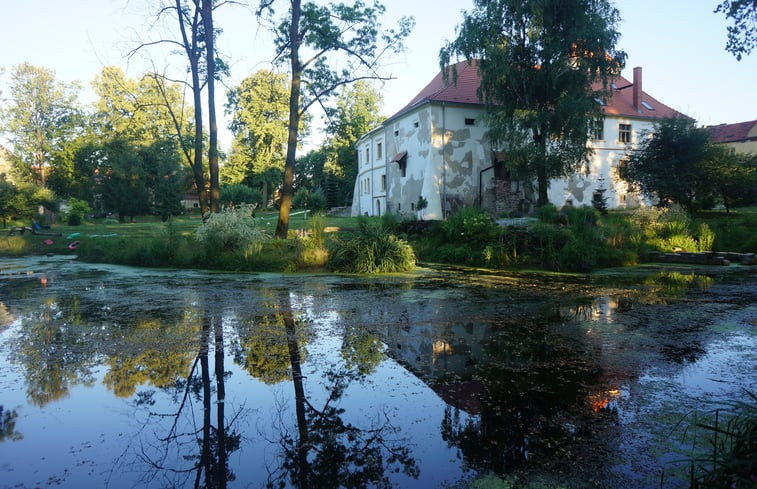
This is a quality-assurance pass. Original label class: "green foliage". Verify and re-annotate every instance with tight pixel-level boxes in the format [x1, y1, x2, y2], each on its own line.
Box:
[224, 69, 292, 200]
[308, 188, 327, 212]
[696, 223, 715, 252]
[328, 218, 416, 273]
[440, 0, 626, 206]
[535, 203, 560, 223]
[690, 390, 757, 488]
[1, 63, 84, 185]
[620, 117, 728, 212]
[195, 204, 269, 254]
[442, 207, 500, 247]
[220, 183, 263, 208]
[716, 0, 757, 60]
[65, 198, 91, 226]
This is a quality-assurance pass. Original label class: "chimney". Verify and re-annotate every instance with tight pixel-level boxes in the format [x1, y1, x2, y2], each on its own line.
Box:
[633, 66, 642, 112]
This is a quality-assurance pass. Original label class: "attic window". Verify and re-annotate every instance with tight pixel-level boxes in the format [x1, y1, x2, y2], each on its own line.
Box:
[413, 121, 419, 128]
[394, 130, 399, 137]
[641, 101, 654, 110]
[611, 82, 618, 90]
[594, 97, 606, 106]
[465, 118, 475, 126]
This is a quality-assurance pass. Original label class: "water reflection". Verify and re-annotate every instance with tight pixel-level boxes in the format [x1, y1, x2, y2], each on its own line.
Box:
[0, 258, 754, 489]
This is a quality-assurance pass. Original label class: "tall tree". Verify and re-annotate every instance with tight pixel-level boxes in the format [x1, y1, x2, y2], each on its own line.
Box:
[1, 63, 83, 186]
[440, 0, 626, 207]
[716, 0, 757, 60]
[257, 0, 413, 238]
[131, 0, 229, 214]
[323, 80, 384, 207]
[225, 70, 293, 204]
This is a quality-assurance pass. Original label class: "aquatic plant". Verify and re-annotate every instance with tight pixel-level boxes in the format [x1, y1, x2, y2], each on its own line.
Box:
[328, 217, 415, 273]
[688, 391, 757, 489]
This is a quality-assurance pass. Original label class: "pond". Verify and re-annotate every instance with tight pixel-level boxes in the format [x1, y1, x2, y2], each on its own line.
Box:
[0, 256, 755, 489]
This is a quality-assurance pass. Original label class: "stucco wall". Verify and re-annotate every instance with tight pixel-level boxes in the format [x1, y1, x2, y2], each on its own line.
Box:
[548, 116, 652, 209]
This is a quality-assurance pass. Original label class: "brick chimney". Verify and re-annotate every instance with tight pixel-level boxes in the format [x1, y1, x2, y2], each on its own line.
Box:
[633, 66, 642, 112]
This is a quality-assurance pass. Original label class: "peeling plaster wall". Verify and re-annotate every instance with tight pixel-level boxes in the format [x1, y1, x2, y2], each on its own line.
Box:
[381, 104, 491, 220]
[353, 106, 661, 219]
[548, 116, 654, 209]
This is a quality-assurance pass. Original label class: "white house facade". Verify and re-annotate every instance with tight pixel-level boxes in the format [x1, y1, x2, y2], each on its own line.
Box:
[352, 63, 685, 219]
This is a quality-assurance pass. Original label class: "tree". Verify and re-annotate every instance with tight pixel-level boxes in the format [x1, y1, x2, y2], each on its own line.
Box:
[132, 0, 230, 215]
[91, 67, 193, 146]
[701, 145, 757, 212]
[440, 0, 626, 207]
[323, 80, 384, 206]
[94, 139, 152, 221]
[140, 140, 188, 219]
[225, 70, 293, 204]
[1, 63, 84, 186]
[619, 117, 711, 212]
[257, 0, 414, 238]
[716, 0, 757, 60]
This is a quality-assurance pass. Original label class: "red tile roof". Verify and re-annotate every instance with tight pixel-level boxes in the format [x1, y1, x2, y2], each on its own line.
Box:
[389, 60, 686, 121]
[705, 120, 757, 143]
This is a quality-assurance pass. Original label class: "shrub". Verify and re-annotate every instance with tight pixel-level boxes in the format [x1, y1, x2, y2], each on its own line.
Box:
[308, 188, 327, 212]
[195, 204, 269, 254]
[535, 203, 559, 223]
[220, 184, 263, 208]
[442, 207, 500, 246]
[696, 223, 715, 252]
[328, 218, 415, 273]
[66, 198, 91, 226]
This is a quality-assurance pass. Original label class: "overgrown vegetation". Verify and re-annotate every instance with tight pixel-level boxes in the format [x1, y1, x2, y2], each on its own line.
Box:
[328, 217, 415, 273]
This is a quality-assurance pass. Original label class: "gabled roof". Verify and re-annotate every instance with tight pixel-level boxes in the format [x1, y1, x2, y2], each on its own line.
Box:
[388, 60, 685, 122]
[705, 119, 757, 143]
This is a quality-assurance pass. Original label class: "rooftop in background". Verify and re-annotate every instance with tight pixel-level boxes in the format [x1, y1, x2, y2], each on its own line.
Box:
[705, 119, 757, 144]
[388, 60, 687, 122]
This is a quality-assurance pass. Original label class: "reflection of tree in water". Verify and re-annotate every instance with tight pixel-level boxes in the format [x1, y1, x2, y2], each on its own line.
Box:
[267, 292, 419, 489]
[10, 296, 97, 406]
[0, 405, 23, 442]
[440, 316, 609, 479]
[114, 301, 241, 489]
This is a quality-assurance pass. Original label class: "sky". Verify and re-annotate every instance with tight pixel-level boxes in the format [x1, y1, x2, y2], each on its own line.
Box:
[1, 0, 755, 151]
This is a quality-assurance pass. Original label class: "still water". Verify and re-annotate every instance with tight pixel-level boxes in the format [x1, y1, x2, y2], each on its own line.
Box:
[0, 256, 755, 488]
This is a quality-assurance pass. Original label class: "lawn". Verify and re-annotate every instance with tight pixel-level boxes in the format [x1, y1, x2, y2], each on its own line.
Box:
[0, 211, 364, 256]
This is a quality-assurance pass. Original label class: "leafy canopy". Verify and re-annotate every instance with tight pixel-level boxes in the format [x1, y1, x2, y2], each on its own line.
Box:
[440, 0, 626, 207]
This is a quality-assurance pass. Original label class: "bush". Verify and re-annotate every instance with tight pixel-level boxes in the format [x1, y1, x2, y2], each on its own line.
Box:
[220, 184, 263, 208]
[66, 198, 91, 226]
[195, 204, 269, 255]
[308, 188, 327, 212]
[328, 218, 415, 273]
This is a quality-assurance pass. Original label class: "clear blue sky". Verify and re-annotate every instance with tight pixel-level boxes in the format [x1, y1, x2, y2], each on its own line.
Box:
[1, 0, 755, 150]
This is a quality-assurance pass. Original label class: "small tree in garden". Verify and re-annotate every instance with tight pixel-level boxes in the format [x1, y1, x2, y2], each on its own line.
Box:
[416, 195, 428, 220]
[591, 178, 609, 214]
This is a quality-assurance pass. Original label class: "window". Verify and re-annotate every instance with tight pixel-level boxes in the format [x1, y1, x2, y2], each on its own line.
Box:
[464, 118, 475, 126]
[413, 121, 419, 128]
[381, 174, 386, 191]
[394, 130, 399, 137]
[617, 158, 630, 179]
[365, 148, 370, 165]
[595, 124, 604, 141]
[618, 124, 632, 143]
[376, 142, 382, 159]
[641, 101, 654, 110]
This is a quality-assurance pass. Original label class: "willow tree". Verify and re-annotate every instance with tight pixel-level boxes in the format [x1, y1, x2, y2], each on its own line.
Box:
[440, 0, 626, 207]
[257, 0, 413, 238]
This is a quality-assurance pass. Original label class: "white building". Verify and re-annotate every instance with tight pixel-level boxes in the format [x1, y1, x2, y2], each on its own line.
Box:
[352, 62, 685, 219]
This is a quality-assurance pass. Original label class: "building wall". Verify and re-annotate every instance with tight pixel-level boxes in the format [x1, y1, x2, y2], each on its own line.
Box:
[353, 107, 655, 218]
[548, 116, 652, 209]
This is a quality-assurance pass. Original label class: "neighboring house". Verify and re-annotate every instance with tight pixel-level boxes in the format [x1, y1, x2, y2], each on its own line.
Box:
[352, 62, 685, 219]
[705, 119, 757, 156]
[181, 193, 201, 211]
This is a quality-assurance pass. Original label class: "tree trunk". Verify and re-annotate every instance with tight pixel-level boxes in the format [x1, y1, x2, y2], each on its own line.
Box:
[275, 0, 302, 239]
[202, 0, 220, 213]
[282, 294, 310, 487]
[176, 0, 208, 215]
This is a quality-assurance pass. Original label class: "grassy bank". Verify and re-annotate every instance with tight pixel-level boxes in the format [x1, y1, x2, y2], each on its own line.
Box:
[2, 206, 756, 274]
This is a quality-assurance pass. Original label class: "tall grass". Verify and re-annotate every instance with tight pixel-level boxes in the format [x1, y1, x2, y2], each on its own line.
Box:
[328, 217, 415, 273]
